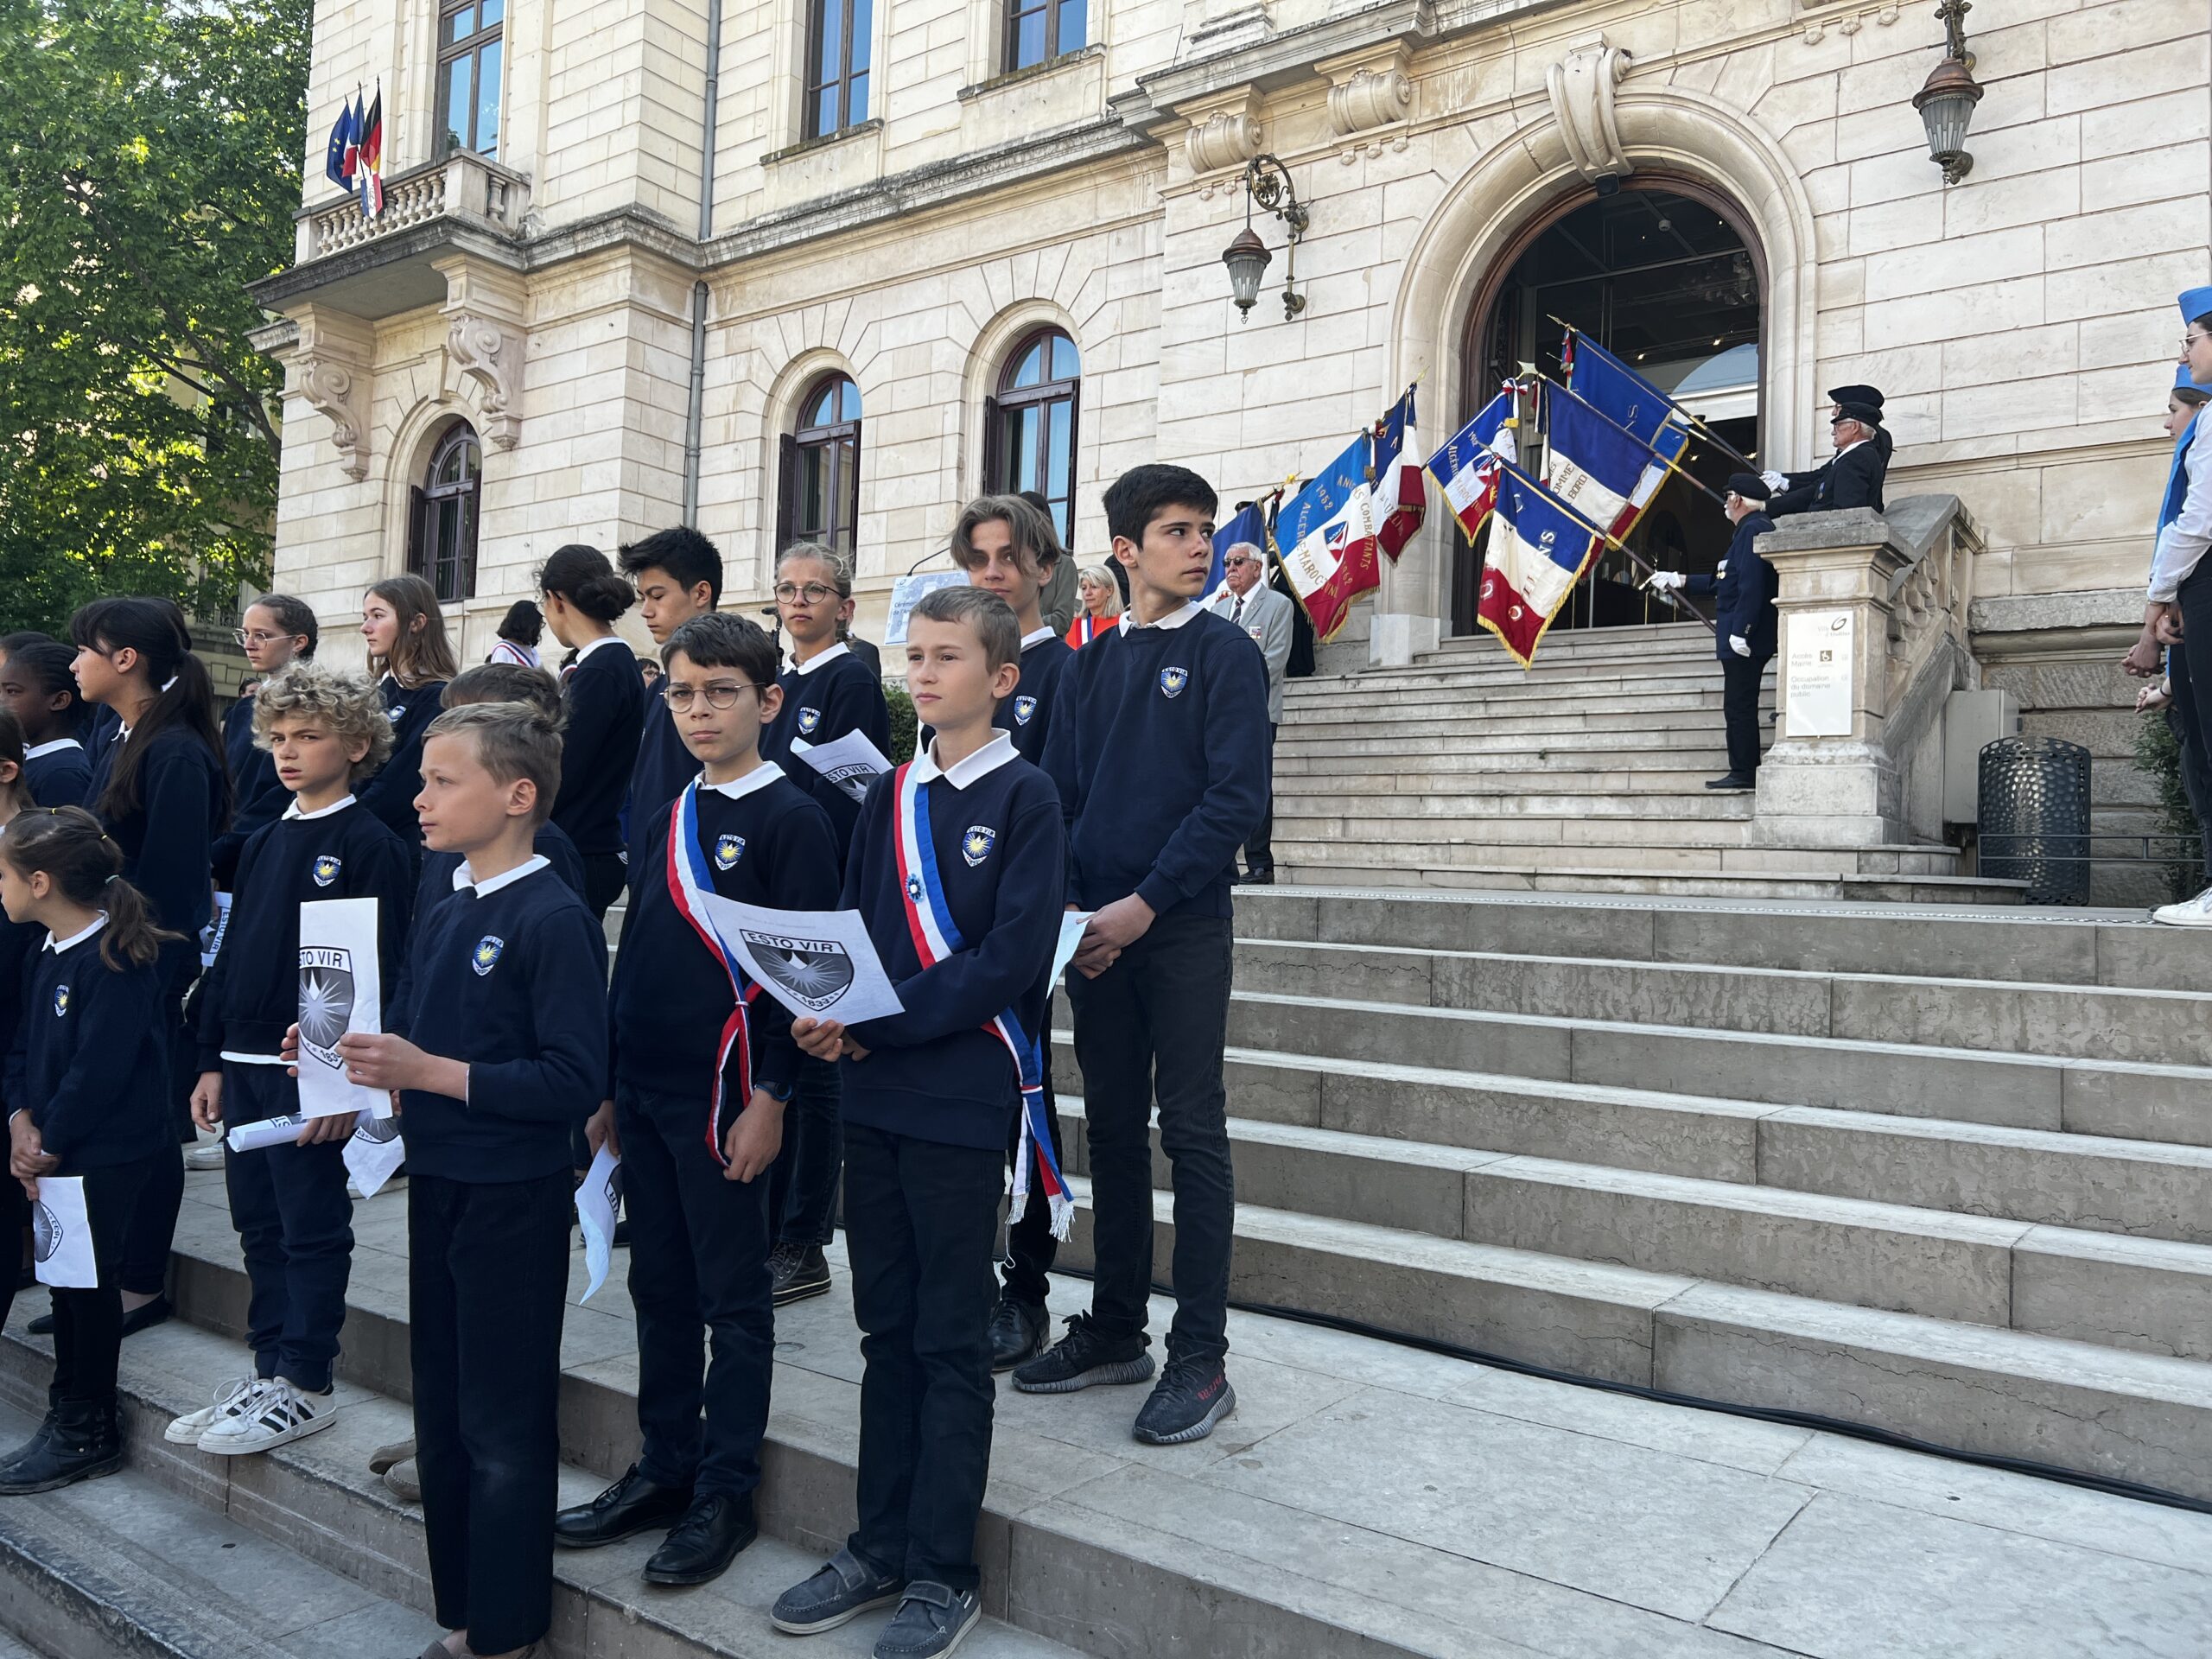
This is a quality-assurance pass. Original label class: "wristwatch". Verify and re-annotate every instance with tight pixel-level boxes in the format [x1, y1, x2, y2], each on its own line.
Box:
[759, 1080, 795, 1103]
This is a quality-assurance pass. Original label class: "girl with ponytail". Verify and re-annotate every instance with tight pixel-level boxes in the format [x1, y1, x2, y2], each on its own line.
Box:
[0, 806, 180, 1492]
[359, 575, 459, 845]
[536, 544, 645, 918]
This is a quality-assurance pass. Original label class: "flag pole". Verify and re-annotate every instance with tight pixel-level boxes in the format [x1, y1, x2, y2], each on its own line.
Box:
[1535, 372, 1731, 509]
[1545, 316, 1762, 473]
[1497, 459, 1715, 632]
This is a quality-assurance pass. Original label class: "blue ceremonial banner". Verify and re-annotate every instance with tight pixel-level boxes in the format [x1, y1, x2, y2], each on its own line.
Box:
[1424, 390, 1517, 542]
[1478, 461, 1602, 669]
[1545, 385, 1659, 541]
[1209, 500, 1269, 601]
[1566, 334, 1693, 468]
[1275, 430, 1382, 642]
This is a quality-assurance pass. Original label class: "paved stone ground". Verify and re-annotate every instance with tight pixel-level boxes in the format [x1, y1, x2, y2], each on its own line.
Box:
[156, 1172, 2212, 1658]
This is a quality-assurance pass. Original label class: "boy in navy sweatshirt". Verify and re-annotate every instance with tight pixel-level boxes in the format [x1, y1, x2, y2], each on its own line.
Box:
[770, 586, 1063, 1658]
[947, 495, 1075, 1370]
[555, 613, 838, 1586]
[1023, 463, 1267, 1447]
[180, 664, 412, 1457]
[620, 525, 723, 873]
[328, 702, 608, 1659]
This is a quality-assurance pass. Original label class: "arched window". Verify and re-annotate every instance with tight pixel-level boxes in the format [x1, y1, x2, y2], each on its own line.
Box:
[779, 373, 861, 565]
[407, 423, 481, 603]
[985, 328, 1078, 548]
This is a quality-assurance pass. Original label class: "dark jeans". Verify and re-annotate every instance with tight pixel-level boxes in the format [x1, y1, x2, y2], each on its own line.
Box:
[768, 1054, 842, 1250]
[843, 1122, 1001, 1592]
[2182, 561, 2212, 886]
[999, 1067, 1061, 1308]
[51, 1157, 156, 1408]
[1720, 653, 1768, 780]
[222, 1064, 353, 1393]
[1242, 721, 1278, 876]
[581, 850, 627, 922]
[118, 983, 193, 1297]
[410, 1170, 570, 1655]
[2171, 631, 2212, 883]
[1065, 907, 1236, 1365]
[618, 1087, 774, 1501]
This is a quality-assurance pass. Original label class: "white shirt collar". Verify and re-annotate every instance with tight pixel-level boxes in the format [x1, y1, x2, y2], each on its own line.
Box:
[575, 634, 627, 663]
[452, 853, 552, 896]
[1833, 436, 1868, 460]
[44, 913, 108, 954]
[283, 792, 357, 822]
[789, 641, 849, 677]
[700, 760, 785, 802]
[1019, 626, 1057, 649]
[24, 739, 82, 760]
[911, 730, 1018, 790]
[1119, 601, 1204, 634]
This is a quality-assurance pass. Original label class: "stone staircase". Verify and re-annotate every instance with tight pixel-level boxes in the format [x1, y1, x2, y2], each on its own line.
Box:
[1273, 623, 2020, 903]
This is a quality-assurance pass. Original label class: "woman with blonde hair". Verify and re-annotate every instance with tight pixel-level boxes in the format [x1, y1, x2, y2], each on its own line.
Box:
[359, 573, 460, 843]
[1065, 563, 1122, 648]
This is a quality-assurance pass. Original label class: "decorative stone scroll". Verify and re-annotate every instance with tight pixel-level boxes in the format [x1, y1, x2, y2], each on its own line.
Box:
[289, 309, 373, 481]
[1180, 87, 1266, 198]
[444, 313, 524, 449]
[1319, 43, 1414, 163]
[1545, 35, 1632, 183]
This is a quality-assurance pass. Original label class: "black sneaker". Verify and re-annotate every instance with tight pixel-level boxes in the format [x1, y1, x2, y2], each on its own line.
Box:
[986, 1296, 1047, 1372]
[771, 1545, 906, 1635]
[873, 1581, 981, 1658]
[1132, 1356, 1236, 1446]
[1010, 1312, 1154, 1395]
[0, 1402, 122, 1494]
[772, 1242, 831, 1306]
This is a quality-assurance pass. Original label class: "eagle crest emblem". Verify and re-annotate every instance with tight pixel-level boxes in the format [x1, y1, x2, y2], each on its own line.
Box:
[797, 708, 823, 735]
[312, 855, 342, 887]
[1014, 696, 1037, 726]
[714, 834, 745, 871]
[471, 935, 505, 976]
[1159, 667, 1188, 699]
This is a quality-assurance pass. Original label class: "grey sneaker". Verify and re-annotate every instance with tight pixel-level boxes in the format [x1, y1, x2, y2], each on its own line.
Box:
[874, 1581, 981, 1658]
[771, 1545, 906, 1635]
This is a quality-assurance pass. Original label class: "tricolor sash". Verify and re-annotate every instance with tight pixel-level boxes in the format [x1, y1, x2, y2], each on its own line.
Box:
[891, 760, 1071, 1239]
[666, 779, 756, 1166]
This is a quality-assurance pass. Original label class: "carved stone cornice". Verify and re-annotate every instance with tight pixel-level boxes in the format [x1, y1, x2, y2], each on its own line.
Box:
[288, 308, 373, 481]
[1546, 34, 1633, 182]
[1179, 86, 1268, 194]
[1317, 42, 1414, 162]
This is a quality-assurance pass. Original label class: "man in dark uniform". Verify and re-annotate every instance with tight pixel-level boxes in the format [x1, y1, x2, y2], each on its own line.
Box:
[1648, 473, 1779, 792]
[1764, 384, 1889, 517]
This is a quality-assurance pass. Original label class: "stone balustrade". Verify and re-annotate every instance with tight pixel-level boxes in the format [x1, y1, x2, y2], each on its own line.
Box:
[300, 151, 531, 264]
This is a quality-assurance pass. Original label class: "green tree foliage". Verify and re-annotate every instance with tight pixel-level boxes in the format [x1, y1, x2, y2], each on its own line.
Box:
[0, 0, 308, 634]
[2134, 707, 2204, 903]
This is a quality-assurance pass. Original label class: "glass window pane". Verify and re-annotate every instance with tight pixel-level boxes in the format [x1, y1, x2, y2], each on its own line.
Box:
[849, 0, 872, 75]
[435, 499, 461, 588]
[818, 0, 842, 91]
[1046, 398, 1071, 505]
[838, 378, 861, 422]
[847, 70, 867, 127]
[1050, 332, 1078, 380]
[444, 56, 472, 151]
[459, 436, 480, 483]
[1052, 498, 1071, 547]
[476, 43, 502, 156]
[1014, 10, 1044, 68]
[444, 4, 474, 45]
[1056, 0, 1084, 52]
[1009, 339, 1044, 389]
[807, 86, 832, 139]
[804, 385, 831, 428]
[1010, 408, 1039, 495]
[798, 446, 826, 537]
[479, 0, 502, 25]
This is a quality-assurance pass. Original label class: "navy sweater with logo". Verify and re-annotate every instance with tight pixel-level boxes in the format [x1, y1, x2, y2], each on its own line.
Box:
[5, 928, 171, 1170]
[760, 647, 891, 858]
[194, 801, 415, 1070]
[357, 675, 448, 844]
[553, 641, 646, 858]
[212, 695, 287, 887]
[391, 825, 588, 1035]
[84, 723, 226, 985]
[840, 747, 1065, 1150]
[22, 742, 90, 810]
[609, 767, 839, 1103]
[994, 633, 1073, 766]
[626, 694, 693, 870]
[390, 864, 609, 1183]
[1041, 608, 1268, 920]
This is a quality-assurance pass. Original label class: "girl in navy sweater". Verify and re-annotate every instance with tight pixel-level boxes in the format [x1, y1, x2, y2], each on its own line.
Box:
[359, 574, 459, 846]
[0, 642, 90, 807]
[0, 808, 179, 1492]
[214, 593, 320, 887]
[537, 544, 645, 918]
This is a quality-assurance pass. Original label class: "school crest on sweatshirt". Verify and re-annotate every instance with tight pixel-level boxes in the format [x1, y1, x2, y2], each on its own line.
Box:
[1159, 666, 1188, 699]
[312, 854, 342, 887]
[797, 707, 823, 735]
[1014, 696, 1037, 726]
[471, 935, 505, 976]
[50, 985, 67, 1018]
[714, 833, 745, 871]
[962, 824, 998, 868]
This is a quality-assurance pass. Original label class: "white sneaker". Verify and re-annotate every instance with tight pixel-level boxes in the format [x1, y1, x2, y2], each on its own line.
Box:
[196, 1377, 336, 1456]
[164, 1375, 258, 1445]
[2152, 887, 2212, 927]
[183, 1141, 226, 1171]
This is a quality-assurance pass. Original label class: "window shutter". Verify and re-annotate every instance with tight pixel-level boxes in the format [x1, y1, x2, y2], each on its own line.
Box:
[1064, 389, 1081, 546]
[981, 394, 1003, 493]
[460, 487, 481, 600]
[407, 486, 429, 579]
[776, 432, 798, 549]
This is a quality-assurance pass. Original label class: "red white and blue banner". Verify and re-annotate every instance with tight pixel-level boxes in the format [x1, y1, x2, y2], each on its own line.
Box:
[1274, 429, 1382, 644]
[1373, 387, 1427, 562]
[1424, 389, 1518, 543]
[1543, 380, 1677, 543]
[325, 88, 385, 218]
[1205, 499, 1271, 600]
[665, 780, 756, 1168]
[1478, 461, 1605, 669]
[1566, 333, 1692, 476]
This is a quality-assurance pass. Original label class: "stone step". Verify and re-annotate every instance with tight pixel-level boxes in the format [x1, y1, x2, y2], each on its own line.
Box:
[1282, 663, 1745, 702]
[1271, 788, 1761, 818]
[1274, 726, 1740, 760]
[1225, 938, 2212, 1068]
[1276, 708, 1750, 741]
[1287, 690, 1735, 727]
[1272, 767, 1749, 797]
[1421, 622, 1712, 658]
[1272, 819, 1766, 853]
[1268, 859, 2022, 903]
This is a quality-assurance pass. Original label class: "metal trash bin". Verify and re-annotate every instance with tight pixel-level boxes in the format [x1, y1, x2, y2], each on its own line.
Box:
[1978, 735, 2091, 905]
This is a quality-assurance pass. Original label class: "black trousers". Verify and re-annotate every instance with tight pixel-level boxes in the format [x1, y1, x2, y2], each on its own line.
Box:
[1242, 722, 1278, 876]
[999, 1067, 1061, 1308]
[118, 981, 193, 1296]
[581, 850, 627, 921]
[618, 1087, 774, 1501]
[843, 1122, 1001, 1592]
[1720, 653, 1768, 780]
[1065, 908, 1236, 1365]
[410, 1170, 570, 1654]
[50, 1157, 156, 1408]
[767, 1054, 841, 1249]
[2173, 617, 2212, 884]
[221, 1064, 353, 1393]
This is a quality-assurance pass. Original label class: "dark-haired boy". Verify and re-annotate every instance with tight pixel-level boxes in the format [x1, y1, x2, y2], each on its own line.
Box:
[620, 526, 724, 871]
[1024, 462, 1267, 1446]
[771, 586, 1063, 1658]
[555, 613, 838, 1586]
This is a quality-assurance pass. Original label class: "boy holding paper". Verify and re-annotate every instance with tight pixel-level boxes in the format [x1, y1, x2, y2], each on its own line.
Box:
[771, 586, 1064, 1657]
[555, 613, 837, 1586]
[177, 664, 410, 1457]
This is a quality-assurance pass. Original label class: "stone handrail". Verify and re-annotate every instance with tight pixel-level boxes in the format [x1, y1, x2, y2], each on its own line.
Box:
[301, 150, 531, 262]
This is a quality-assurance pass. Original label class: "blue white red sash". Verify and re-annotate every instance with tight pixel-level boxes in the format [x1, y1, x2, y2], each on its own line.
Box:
[666, 779, 756, 1166]
[891, 760, 1071, 1238]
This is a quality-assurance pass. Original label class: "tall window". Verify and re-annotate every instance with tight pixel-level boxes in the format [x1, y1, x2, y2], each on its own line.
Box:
[779, 374, 861, 565]
[437, 0, 505, 157]
[804, 0, 872, 138]
[985, 328, 1078, 546]
[409, 423, 481, 603]
[1005, 0, 1084, 71]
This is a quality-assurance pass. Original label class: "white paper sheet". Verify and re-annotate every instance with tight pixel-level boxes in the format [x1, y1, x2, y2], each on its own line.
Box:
[31, 1177, 97, 1288]
[1052, 910, 1093, 984]
[685, 894, 905, 1026]
[789, 729, 894, 803]
[226, 1114, 308, 1153]
[296, 898, 389, 1121]
[342, 1108, 407, 1198]
[199, 891, 232, 969]
[575, 1143, 622, 1303]
[882, 569, 967, 645]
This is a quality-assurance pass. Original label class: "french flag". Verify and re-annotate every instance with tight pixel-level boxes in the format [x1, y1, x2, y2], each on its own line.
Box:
[1423, 390, 1517, 543]
[1371, 387, 1427, 563]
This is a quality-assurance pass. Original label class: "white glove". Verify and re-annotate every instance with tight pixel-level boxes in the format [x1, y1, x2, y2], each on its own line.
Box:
[1761, 470, 1788, 493]
[1647, 570, 1686, 594]
[1729, 634, 1751, 658]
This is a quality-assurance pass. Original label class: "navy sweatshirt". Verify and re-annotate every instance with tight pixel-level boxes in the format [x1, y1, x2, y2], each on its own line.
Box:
[195, 798, 415, 1070]
[552, 638, 645, 858]
[212, 694, 286, 887]
[840, 736, 1065, 1150]
[0, 917, 41, 1087]
[4, 920, 171, 1170]
[390, 859, 609, 1182]
[1041, 606, 1268, 920]
[626, 692, 693, 871]
[609, 764, 838, 1103]
[357, 675, 448, 844]
[392, 823, 587, 1029]
[22, 740, 90, 810]
[760, 644, 891, 858]
[994, 630, 1073, 766]
[83, 723, 225, 985]
[1685, 512, 1780, 663]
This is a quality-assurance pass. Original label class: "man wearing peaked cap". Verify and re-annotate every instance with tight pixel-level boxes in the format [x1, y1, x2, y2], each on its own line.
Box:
[2142, 286, 2212, 923]
[1643, 473, 1780, 792]
[1761, 385, 1889, 518]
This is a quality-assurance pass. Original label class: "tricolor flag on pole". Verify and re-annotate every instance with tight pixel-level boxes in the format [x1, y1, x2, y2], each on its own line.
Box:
[1566, 332, 1694, 471]
[356, 88, 385, 217]
[1372, 386, 1426, 562]
[1544, 383, 1674, 543]
[324, 98, 358, 189]
[1274, 434, 1381, 643]
[1477, 462, 1605, 669]
[1423, 389, 1518, 542]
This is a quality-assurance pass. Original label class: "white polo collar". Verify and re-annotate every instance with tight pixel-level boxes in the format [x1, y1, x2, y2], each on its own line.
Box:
[1020, 626, 1057, 650]
[575, 634, 627, 663]
[911, 730, 1017, 790]
[701, 760, 785, 802]
[453, 854, 551, 896]
[44, 913, 108, 954]
[788, 642, 849, 677]
[1833, 436, 1868, 460]
[23, 740, 81, 760]
[283, 792, 357, 822]
[1119, 601, 1203, 633]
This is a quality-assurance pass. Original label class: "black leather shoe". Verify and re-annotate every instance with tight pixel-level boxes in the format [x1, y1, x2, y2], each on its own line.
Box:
[119, 1295, 173, 1338]
[1242, 867, 1276, 886]
[642, 1492, 757, 1586]
[1703, 774, 1755, 791]
[987, 1296, 1047, 1372]
[0, 1401, 122, 1494]
[22, 1311, 51, 1337]
[554, 1464, 692, 1548]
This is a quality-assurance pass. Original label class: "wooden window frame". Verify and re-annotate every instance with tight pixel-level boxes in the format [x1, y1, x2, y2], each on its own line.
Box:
[780, 374, 862, 565]
[984, 327, 1079, 548]
[407, 423, 482, 604]
[435, 0, 505, 157]
[1002, 0, 1084, 73]
[804, 0, 872, 139]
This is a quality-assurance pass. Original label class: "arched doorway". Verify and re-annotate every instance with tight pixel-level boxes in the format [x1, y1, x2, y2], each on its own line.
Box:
[1452, 178, 1764, 638]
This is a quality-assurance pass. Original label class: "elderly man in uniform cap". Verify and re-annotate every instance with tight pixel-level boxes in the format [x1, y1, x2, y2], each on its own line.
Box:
[2142, 286, 2212, 923]
[1761, 385, 1889, 517]
[1646, 474, 1780, 792]
[1207, 539, 1294, 882]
